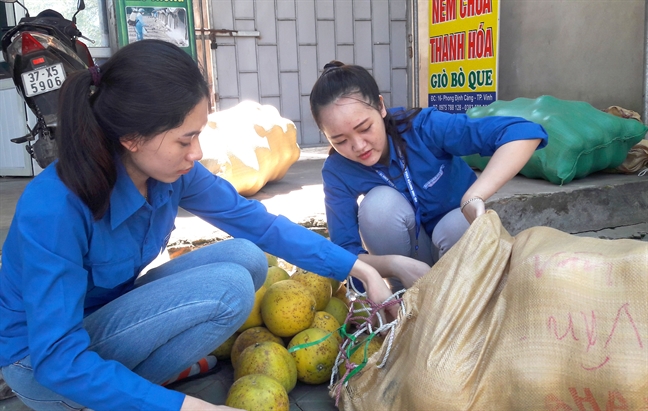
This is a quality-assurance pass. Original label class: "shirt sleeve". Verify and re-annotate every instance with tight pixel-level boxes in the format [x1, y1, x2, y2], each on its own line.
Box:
[412, 107, 548, 158]
[14, 178, 185, 411]
[321, 158, 367, 256]
[179, 163, 357, 281]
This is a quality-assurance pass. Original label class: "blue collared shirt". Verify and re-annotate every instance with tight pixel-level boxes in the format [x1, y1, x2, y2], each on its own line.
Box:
[0, 160, 356, 410]
[322, 107, 548, 256]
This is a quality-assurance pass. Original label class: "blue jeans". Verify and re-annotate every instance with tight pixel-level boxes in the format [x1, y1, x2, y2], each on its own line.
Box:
[2, 238, 266, 411]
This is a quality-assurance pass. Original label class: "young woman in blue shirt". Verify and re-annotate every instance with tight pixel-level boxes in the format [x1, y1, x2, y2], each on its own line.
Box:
[309, 61, 548, 290]
[0, 42, 401, 411]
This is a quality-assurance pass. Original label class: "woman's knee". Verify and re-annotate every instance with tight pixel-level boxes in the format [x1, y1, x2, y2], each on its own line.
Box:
[431, 208, 470, 258]
[219, 238, 267, 289]
[358, 186, 416, 256]
[189, 263, 257, 325]
[148, 239, 267, 290]
[358, 186, 415, 232]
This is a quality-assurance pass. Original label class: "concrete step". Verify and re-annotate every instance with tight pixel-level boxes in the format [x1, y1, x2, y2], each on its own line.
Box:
[485, 171, 648, 237]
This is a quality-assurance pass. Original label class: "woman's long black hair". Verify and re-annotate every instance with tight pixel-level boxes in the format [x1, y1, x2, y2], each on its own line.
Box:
[309, 60, 421, 163]
[56, 40, 210, 220]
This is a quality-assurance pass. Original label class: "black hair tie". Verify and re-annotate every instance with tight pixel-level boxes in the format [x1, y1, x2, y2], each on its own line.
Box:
[322, 61, 344, 75]
[89, 65, 101, 87]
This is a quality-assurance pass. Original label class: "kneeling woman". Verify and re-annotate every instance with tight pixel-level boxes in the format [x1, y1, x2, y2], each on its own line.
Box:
[0, 42, 397, 411]
[309, 61, 548, 290]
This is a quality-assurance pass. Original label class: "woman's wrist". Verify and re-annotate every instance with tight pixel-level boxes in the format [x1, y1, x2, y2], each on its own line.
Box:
[349, 259, 382, 288]
[460, 195, 484, 212]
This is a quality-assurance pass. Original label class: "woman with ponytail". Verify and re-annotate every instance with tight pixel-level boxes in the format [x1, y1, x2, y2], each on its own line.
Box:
[0, 42, 395, 411]
[309, 61, 549, 291]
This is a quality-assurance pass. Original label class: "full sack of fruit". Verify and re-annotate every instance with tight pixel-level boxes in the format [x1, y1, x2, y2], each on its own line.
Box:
[334, 211, 648, 411]
[199, 101, 300, 196]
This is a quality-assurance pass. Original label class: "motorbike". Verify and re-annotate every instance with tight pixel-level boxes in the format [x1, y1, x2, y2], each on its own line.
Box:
[1, 0, 94, 169]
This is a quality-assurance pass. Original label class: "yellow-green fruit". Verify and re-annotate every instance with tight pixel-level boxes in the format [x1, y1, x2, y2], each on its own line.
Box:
[324, 297, 349, 327]
[211, 332, 239, 360]
[265, 253, 279, 267]
[291, 269, 332, 311]
[351, 300, 373, 327]
[333, 283, 351, 306]
[263, 266, 290, 289]
[234, 341, 297, 393]
[231, 326, 284, 369]
[338, 336, 384, 380]
[329, 277, 341, 294]
[311, 311, 342, 344]
[261, 280, 316, 337]
[226, 374, 289, 411]
[288, 327, 339, 384]
[238, 286, 267, 332]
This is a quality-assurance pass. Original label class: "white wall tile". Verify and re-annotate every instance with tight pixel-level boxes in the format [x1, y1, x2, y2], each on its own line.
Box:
[280, 72, 300, 121]
[299, 46, 318, 95]
[258, 45, 280, 96]
[316, 20, 336, 68]
[296, 0, 316, 44]
[354, 20, 372, 68]
[278, 20, 298, 71]
[316, 0, 334, 20]
[256, 1, 277, 44]
[373, 44, 391, 92]
[234, 0, 254, 19]
[216, 45, 239, 97]
[277, 0, 296, 19]
[334, 0, 353, 44]
[240, 72, 260, 102]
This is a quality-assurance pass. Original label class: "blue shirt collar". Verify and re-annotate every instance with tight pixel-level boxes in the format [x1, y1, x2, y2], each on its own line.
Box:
[109, 159, 174, 229]
[371, 135, 399, 172]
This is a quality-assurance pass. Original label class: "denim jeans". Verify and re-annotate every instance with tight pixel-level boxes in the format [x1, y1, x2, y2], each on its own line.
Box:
[2, 238, 267, 411]
[357, 185, 470, 290]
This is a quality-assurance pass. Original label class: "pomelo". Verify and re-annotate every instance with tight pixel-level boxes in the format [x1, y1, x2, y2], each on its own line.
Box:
[337, 335, 384, 381]
[261, 280, 316, 337]
[235, 341, 297, 393]
[288, 327, 339, 384]
[226, 374, 289, 411]
[333, 283, 351, 306]
[265, 253, 279, 267]
[329, 277, 341, 294]
[310, 311, 342, 344]
[211, 332, 239, 360]
[237, 285, 267, 332]
[263, 266, 290, 289]
[291, 269, 332, 311]
[324, 297, 349, 327]
[231, 326, 284, 368]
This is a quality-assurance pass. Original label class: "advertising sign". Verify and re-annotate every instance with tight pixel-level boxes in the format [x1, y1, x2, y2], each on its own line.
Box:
[428, 0, 499, 113]
[113, 0, 196, 58]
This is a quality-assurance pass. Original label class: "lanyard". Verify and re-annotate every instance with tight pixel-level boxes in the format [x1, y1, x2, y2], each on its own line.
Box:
[373, 147, 421, 256]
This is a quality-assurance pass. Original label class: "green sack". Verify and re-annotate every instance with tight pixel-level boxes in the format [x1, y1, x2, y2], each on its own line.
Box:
[463, 95, 648, 185]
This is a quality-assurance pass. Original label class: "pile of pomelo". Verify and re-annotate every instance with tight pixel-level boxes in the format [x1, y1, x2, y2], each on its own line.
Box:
[215, 253, 377, 411]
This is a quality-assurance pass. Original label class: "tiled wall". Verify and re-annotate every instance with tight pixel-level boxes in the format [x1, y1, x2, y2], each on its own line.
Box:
[210, 0, 411, 146]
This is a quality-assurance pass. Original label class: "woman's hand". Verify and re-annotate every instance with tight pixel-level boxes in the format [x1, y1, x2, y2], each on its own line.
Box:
[358, 254, 429, 288]
[461, 138, 542, 224]
[390, 255, 430, 288]
[348, 259, 401, 320]
[460, 196, 486, 224]
[180, 395, 243, 411]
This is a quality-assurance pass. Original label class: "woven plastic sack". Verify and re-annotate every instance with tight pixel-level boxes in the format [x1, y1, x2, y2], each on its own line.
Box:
[335, 211, 648, 411]
[463, 95, 648, 184]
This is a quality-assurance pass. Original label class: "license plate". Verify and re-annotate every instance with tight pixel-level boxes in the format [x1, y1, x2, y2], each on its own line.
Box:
[21, 63, 66, 97]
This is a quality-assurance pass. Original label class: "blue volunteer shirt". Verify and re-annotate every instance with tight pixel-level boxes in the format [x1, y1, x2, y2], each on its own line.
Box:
[0, 160, 356, 411]
[322, 107, 548, 256]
